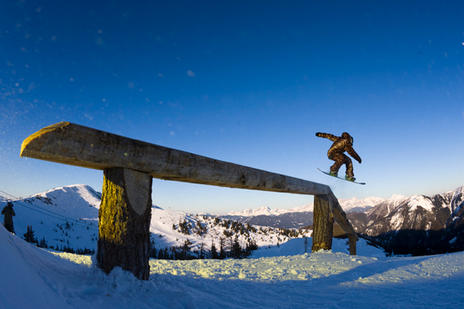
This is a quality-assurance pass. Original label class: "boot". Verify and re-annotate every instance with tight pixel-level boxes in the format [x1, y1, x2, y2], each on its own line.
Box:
[329, 171, 338, 177]
[345, 175, 356, 182]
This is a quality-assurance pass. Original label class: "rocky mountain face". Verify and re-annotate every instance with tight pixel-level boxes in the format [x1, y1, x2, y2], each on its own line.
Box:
[351, 186, 464, 236]
[350, 186, 464, 255]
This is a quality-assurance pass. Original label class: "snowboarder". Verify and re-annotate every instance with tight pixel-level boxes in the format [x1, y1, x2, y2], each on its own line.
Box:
[2, 201, 16, 233]
[315, 132, 362, 181]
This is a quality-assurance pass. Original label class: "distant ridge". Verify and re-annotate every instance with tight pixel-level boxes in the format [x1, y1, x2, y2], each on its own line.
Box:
[227, 196, 386, 218]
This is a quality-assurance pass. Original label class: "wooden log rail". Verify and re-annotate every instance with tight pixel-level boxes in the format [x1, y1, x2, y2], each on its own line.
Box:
[20, 122, 358, 280]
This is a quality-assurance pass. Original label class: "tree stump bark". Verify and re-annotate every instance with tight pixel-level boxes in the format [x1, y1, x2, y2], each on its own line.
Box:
[348, 234, 357, 255]
[312, 194, 333, 252]
[97, 167, 152, 280]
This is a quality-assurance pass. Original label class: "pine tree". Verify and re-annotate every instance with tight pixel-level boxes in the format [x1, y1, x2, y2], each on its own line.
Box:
[246, 239, 258, 253]
[199, 242, 205, 259]
[219, 237, 226, 259]
[181, 239, 191, 259]
[150, 247, 157, 258]
[211, 242, 218, 259]
[150, 239, 157, 258]
[232, 237, 242, 258]
[23, 225, 37, 243]
[38, 237, 48, 248]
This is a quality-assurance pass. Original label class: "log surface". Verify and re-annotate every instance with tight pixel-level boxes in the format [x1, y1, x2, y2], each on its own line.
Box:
[311, 194, 333, 252]
[20, 122, 330, 196]
[97, 168, 152, 280]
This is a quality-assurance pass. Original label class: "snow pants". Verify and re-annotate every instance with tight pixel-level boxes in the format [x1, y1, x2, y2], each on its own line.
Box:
[3, 221, 14, 234]
[328, 152, 354, 177]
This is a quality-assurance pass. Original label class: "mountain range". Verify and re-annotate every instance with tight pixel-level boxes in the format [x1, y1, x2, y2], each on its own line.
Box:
[2, 184, 464, 256]
[353, 186, 464, 235]
[0, 185, 310, 256]
[221, 186, 464, 254]
[351, 186, 464, 255]
[227, 196, 384, 217]
[222, 196, 385, 228]
[222, 187, 464, 233]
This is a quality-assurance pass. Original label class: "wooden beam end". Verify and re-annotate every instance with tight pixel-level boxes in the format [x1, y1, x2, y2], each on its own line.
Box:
[20, 121, 70, 158]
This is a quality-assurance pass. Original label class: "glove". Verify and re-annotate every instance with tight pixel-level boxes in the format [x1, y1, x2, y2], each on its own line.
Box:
[315, 132, 322, 137]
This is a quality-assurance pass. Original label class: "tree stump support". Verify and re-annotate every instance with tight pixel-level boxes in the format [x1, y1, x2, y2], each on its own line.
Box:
[97, 168, 152, 280]
[312, 195, 333, 252]
[20, 122, 359, 280]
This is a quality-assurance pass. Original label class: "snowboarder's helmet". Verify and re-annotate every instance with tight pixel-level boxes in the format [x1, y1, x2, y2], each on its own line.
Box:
[341, 132, 353, 144]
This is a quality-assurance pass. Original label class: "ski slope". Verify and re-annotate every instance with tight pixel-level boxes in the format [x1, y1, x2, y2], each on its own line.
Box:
[1, 225, 464, 309]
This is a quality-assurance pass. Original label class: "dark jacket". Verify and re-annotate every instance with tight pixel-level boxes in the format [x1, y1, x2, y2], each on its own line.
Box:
[2, 203, 15, 232]
[316, 132, 362, 163]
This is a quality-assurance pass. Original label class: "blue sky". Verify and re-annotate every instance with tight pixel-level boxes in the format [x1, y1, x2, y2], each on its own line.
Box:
[1, 1, 463, 213]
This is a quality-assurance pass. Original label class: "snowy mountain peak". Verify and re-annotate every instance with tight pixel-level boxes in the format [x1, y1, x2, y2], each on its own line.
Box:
[34, 184, 101, 205]
[389, 194, 407, 203]
[339, 196, 385, 212]
[448, 185, 464, 195]
[228, 206, 283, 217]
[24, 184, 101, 219]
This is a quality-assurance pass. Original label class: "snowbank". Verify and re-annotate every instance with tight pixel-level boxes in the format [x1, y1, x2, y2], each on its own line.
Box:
[2, 225, 464, 308]
[0, 225, 72, 309]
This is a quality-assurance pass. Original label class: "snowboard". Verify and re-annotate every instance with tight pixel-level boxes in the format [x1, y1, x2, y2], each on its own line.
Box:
[317, 168, 366, 185]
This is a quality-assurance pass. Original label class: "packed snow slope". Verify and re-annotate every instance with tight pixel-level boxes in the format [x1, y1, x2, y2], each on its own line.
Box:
[2, 225, 464, 309]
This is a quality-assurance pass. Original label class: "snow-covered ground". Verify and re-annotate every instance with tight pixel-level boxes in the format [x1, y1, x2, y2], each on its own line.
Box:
[2, 225, 464, 309]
